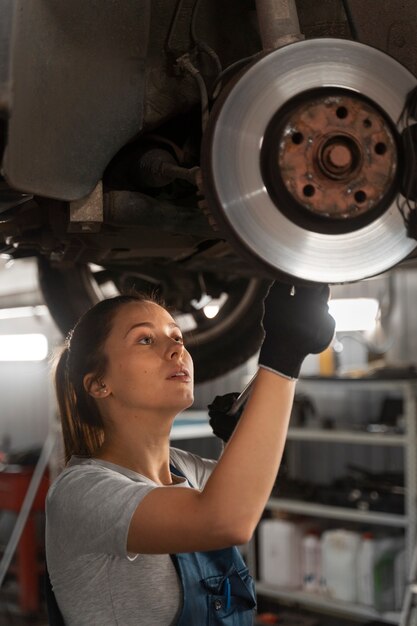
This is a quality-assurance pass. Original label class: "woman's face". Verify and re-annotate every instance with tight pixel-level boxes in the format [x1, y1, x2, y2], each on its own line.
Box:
[99, 301, 194, 415]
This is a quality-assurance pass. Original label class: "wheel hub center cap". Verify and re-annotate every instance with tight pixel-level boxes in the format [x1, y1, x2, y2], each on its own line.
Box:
[319, 139, 354, 176]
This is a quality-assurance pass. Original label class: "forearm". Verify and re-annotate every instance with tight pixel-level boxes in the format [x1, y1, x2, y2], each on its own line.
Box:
[129, 282, 333, 555]
[201, 368, 296, 542]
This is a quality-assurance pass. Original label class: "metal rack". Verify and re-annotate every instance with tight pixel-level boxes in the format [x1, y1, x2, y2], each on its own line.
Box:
[250, 377, 417, 625]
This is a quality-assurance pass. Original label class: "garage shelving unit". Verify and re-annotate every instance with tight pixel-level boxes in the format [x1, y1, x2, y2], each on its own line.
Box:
[250, 377, 417, 625]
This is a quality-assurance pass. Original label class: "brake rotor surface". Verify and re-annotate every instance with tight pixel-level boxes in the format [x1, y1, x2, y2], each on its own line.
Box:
[202, 38, 417, 283]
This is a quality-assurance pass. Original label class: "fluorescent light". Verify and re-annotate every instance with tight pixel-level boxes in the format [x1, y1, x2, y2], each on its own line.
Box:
[329, 298, 379, 332]
[0, 334, 48, 361]
[175, 314, 197, 332]
[203, 304, 220, 319]
[203, 293, 228, 319]
[89, 263, 106, 272]
[0, 305, 49, 320]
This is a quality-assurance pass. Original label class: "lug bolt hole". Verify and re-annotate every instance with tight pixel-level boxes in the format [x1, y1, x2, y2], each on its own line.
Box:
[336, 106, 348, 119]
[375, 142, 387, 155]
[354, 190, 367, 204]
[303, 184, 315, 198]
[363, 119, 372, 128]
[292, 132, 304, 145]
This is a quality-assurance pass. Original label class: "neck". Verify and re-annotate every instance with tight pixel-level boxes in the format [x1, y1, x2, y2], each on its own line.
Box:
[95, 409, 176, 485]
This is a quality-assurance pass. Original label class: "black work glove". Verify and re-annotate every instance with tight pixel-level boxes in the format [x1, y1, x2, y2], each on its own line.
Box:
[259, 282, 336, 379]
[208, 392, 244, 443]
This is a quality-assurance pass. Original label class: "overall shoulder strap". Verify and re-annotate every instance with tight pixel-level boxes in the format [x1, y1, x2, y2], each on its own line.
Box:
[169, 463, 194, 488]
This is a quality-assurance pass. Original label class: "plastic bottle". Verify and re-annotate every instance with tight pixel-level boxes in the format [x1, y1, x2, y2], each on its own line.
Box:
[373, 537, 403, 612]
[258, 519, 304, 588]
[321, 528, 361, 602]
[301, 530, 321, 592]
[356, 533, 404, 611]
[357, 531, 375, 606]
[394, 548, 406, 611]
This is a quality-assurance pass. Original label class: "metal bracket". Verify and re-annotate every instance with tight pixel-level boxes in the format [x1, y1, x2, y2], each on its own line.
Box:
[68, 182, 103, 233]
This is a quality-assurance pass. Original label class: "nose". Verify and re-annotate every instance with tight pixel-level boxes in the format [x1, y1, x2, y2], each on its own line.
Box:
[165, 338, 184, 360]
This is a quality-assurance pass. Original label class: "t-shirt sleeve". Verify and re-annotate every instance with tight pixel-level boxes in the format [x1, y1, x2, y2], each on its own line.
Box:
[169, 447, 217, 490]
[46, 465, 155, 559]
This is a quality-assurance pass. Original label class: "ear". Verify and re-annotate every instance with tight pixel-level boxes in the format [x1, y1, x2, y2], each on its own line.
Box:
[83, 373, 110, 399]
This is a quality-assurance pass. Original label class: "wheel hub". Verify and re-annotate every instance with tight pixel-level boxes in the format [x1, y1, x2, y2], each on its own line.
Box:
[276, 93, 397, 219]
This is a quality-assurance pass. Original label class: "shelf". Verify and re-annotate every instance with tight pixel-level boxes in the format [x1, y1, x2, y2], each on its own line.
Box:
[253, 377, 417, 624]
[287, 427, 406, 446]
[255, 582, 400, 624]
[299, 376, 417, 392]
[267, 497, 407, 527]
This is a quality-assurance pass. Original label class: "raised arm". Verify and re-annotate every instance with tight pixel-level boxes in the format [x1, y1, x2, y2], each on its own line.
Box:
[127, 283, 335, 554]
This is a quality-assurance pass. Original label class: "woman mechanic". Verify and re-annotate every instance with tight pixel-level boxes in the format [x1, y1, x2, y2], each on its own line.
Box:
[45, 281, 335, 625]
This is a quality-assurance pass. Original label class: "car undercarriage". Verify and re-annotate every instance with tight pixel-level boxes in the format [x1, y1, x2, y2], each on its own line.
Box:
[1, 0, 417, 381]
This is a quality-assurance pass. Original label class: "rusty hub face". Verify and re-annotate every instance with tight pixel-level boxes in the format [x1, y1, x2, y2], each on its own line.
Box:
[277, 93, 398, 219]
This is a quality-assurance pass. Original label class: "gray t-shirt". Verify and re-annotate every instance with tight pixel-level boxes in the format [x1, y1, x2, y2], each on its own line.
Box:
[45, 447, 217, 626]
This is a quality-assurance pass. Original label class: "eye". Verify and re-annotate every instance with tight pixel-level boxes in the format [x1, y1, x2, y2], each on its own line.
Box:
[137, 335, 154, 345]
[173, 335, 184, 344]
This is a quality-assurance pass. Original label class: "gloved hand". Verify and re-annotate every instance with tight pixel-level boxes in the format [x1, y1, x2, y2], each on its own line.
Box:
[259, 282, 336, 379]
[208, 392, 244, 443]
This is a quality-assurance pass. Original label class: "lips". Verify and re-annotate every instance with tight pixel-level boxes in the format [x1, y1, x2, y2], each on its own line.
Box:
[167, 367, 191, 382]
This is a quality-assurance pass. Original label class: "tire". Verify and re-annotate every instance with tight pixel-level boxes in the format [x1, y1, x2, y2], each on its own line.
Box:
[37, 257, 268, 383]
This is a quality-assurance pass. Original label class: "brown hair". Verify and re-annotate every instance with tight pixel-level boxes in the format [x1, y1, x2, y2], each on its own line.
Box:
[54, 293, 160, 464]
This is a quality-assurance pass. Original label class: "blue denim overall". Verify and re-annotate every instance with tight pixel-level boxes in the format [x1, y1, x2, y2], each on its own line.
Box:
[169, 465, 257, 625]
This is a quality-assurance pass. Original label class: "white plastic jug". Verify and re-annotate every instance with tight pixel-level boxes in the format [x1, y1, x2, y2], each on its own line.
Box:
[321, 529, 361, 602]
[258, 519, 304, 588]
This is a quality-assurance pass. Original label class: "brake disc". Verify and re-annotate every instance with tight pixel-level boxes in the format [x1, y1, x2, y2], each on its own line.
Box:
[202, 38, 417, 283]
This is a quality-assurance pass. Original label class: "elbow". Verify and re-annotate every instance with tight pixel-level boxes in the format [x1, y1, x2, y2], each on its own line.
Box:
[199, 494, 257, 547]
[220, 520, 255, 547]
[232, 527, 254, 546]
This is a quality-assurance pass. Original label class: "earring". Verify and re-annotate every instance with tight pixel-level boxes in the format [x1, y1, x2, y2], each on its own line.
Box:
[100, 382, 107, 394]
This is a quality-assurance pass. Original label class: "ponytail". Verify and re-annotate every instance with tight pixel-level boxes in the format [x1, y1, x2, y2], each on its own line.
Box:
[54, 346, 104, 465]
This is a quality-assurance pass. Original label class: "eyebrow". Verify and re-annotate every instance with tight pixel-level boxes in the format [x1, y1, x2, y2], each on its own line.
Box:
[124, 321, 180, 338]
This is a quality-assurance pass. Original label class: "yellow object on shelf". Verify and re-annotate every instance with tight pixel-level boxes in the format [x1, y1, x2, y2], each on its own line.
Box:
[319, 346, 335, 376]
